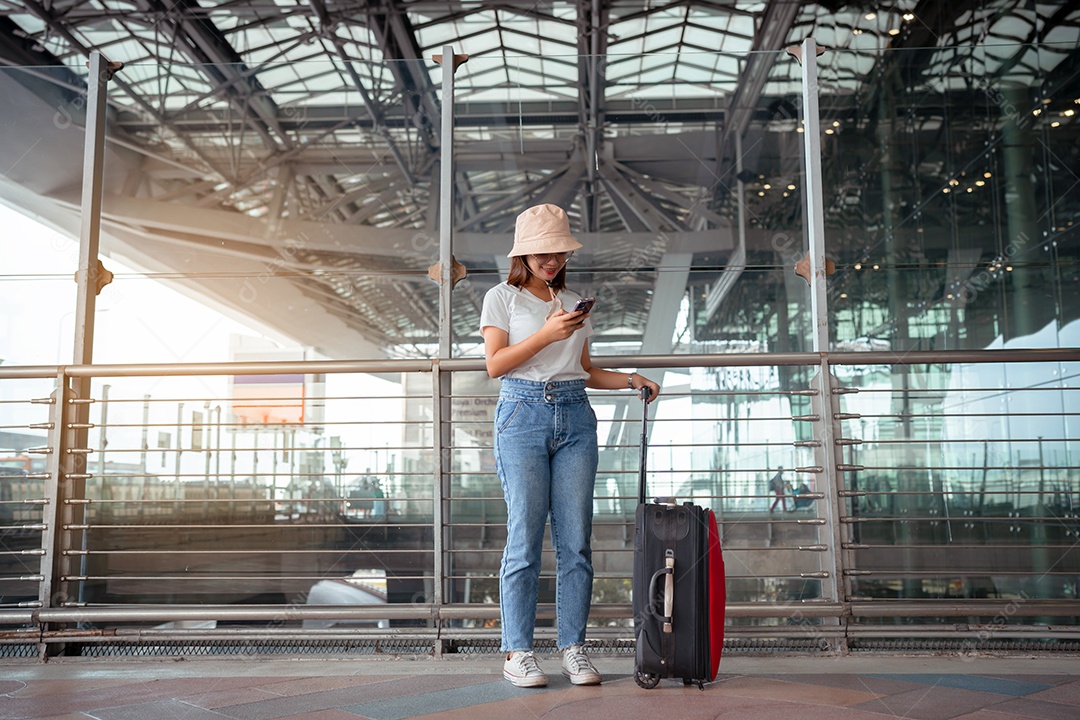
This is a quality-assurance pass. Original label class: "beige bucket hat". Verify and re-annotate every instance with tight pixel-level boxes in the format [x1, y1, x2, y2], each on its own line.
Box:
[507, 203, 584, 258]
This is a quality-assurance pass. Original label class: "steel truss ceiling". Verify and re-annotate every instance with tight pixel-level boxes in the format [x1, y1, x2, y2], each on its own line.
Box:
[0, 0, 1077, 358]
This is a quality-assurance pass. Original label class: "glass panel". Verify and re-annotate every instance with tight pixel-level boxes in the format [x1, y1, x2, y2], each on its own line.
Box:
[85, 59, 441, 362]
[0, 375, 55, 610]
[835, 360, 1080, 608]
[46, 369, 436, 622]
[822, 45, 1080, 353]
[445, 362, 829, 628]
[452, 50, 808, 358]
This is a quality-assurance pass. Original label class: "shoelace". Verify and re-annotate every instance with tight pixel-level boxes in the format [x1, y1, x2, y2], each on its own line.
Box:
[564, 648, 593, 672]
[517, 652, 542, 675]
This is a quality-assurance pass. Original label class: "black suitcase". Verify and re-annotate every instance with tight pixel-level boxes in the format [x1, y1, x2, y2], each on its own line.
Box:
[632, 389, 725, 688]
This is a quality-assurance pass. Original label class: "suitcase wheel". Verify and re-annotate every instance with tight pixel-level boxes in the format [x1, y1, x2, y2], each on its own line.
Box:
[634, 670, 661, 689]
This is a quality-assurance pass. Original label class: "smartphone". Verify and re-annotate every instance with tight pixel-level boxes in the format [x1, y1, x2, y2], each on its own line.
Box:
[572, 297, 595, 314]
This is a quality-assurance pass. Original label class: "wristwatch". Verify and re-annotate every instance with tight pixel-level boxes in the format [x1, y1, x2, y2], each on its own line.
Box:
[627, 373, 636, 389]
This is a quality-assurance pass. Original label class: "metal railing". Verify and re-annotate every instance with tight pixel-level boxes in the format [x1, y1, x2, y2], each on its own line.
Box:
[1, 348, 1077, 658]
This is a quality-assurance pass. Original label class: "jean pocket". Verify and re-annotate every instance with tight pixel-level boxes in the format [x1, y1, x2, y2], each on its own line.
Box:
[495, 400, 523, 433]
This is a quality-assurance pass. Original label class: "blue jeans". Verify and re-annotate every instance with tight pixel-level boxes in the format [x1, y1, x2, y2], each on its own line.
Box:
[494, 378, 599, 652]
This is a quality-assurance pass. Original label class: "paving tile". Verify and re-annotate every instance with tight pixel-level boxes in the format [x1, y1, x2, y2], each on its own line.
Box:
[869, 674, 1051, 697]
[344, 679, 556, 720]
[258, 675, 404, 697]
[0, 678, 230, 720]
[758, 673, 926, 696]
[216, 674, 497, 720]
[408, 685, 771, 720]
[273, 711, 374, 720]
[506, 694, 896, 720]
[851, 686, 1018, 720]
[950, 711, 1041, 719]
[982, 674, 1076, 687]
[91, 698, 242, 720]
[717, 674, 880, 706]
[984, 697, 1080, 720]
[5, 678, 153, 698]
[176, 685, 287, 709]
[1026, 678, 1080, 704]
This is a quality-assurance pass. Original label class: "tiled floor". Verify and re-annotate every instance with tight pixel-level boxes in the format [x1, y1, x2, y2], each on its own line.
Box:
[1, 654, 1078, 719]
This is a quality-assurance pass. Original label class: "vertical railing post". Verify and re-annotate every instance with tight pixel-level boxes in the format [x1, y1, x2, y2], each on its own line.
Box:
[797, 37, 850, 652]
[798, 37, 828, 354]
[38, 51, 121, 658]
[430, 46, 468, 654]
[430, 362, 445, 655]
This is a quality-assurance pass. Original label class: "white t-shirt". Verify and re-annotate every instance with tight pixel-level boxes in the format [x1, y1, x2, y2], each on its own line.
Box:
[480, 282, 593, 382]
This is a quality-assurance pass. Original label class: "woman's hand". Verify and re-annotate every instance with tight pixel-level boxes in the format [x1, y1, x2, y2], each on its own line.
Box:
[630, 373, 661, 403]
[540, 307, 589, 343]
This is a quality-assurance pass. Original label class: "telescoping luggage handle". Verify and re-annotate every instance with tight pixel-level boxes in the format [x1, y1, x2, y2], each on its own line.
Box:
[637, 386, 652, 505]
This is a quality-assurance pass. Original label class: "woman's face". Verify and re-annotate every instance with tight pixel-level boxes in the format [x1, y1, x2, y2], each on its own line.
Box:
[527, 252, 571, 283]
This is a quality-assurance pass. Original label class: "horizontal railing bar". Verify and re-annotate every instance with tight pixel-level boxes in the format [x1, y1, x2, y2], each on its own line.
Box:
[62, 576, 431, 583]
[846, 570, 1079, 576]
[5, 348, 1077, 383]
[847, 544, 1080, 549]
[67, 549, 434, 555]
[4, 599, 1077, 627]
[844, 516, 1078, 522]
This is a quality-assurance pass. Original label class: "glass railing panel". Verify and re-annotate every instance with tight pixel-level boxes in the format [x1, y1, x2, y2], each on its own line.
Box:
[444, 359, 832, 625]
[46, 368, 436, 622]
[0, 372, 56, 614]
[834, 358, 1080, 611]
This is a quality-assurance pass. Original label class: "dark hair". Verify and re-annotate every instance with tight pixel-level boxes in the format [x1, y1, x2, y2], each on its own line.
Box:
[506, 255, 567, 290]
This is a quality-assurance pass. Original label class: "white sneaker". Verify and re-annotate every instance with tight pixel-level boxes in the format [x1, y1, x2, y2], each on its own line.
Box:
[561, 645, 602, 685]
[503, 650, 548, 687]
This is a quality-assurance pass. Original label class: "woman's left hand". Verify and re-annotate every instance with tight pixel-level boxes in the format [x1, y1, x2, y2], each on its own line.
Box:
[631, 374, 661, 403]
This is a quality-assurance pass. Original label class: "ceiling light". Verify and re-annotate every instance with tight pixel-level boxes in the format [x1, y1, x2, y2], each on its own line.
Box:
[854, 263, 862, 270]
[758, 191, 765, 196]
[825, 129, 834, 134]
[902, 13, 915, 21]
[763, 183, 771, 189]
[865, 13, 877, 20]
[872, 264, 880, 270]
[787, 184, 796, 190]
[888, 28, 900, 35]
[1033, 108, 1042, 116]
[832, 121, 840, 127]
[943, 188, 950, 194]
[966, 187, 973, 192]
[1064, 109, 1075, 116]
[975, 180, 985, 186]
[1052, 121, 1061, 127]
[840, 293, 848, 299]
[1005, 266, 1013, 271]
[984, 172, 992, 178]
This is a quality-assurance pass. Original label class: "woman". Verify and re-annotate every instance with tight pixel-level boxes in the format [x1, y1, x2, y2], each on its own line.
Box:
[480, 203, 660, 688]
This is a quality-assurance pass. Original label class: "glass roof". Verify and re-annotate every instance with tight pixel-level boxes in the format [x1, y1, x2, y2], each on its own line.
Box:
[0, 0, 1076, 356]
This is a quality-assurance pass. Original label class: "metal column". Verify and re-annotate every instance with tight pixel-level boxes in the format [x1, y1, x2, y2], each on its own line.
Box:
[39, 51, 120, 658]
[798, 38, 849, 649]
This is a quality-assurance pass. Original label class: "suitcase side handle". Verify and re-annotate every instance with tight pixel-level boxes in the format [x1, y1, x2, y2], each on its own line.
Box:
[646, 549, 676, 633]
